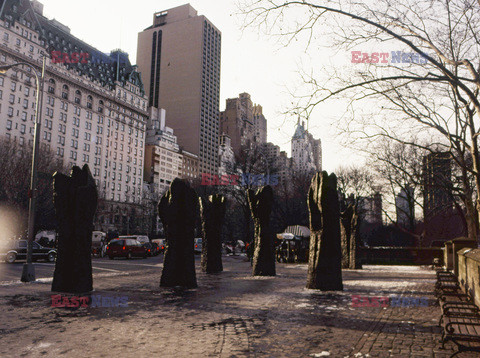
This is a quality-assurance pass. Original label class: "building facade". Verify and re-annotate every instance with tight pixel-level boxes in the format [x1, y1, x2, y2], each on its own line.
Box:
[359, 193, 383, 225]
[218, 133, 235, 176]
[395, 186, 415, 229]
[291, 120, 322, 175]
[0, 0, 148, 233]
[220, 92, 256, 156]
[253, 104, 267, 145]
[137, 4, 221, 176]
[144, 107, 182, 195]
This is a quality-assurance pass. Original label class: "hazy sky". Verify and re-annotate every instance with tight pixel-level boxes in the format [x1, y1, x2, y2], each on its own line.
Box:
[38, 0, 357, 172]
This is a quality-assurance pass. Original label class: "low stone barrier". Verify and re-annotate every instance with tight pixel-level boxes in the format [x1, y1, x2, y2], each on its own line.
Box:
[359, 247, 443, 265]
[457, 248, 480, 307]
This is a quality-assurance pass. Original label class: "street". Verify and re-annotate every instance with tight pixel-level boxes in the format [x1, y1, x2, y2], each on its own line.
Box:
[0, 255, 165, 285]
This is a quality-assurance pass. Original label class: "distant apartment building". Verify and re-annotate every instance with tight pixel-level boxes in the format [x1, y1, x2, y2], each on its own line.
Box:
[144, 107, 182, 195]
[395, 186, 414, 229]
[291, 120, 322, 175]
[220, 92, 269, 155]
[136, 4, 221, 176]
[218, 133, 235, 176]
[261, 142, 292, 185]
[180, 149, 199, 181]
[422, 152, 462, 245]
[360, 193, 383, 225]
[253, 104, 267, 145]
[0, 0, 148, 233]
[423, 152, 453, 218]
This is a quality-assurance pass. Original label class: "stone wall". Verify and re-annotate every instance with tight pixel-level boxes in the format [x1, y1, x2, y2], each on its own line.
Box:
[359, 247, 443, 265]
[457, 248, 480, 307]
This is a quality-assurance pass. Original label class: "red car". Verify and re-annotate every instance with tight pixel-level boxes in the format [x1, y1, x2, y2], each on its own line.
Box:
[106, 238, 147, 259]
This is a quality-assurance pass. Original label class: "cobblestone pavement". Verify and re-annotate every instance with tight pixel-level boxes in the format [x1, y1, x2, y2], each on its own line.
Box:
[0, 257, 475, 357]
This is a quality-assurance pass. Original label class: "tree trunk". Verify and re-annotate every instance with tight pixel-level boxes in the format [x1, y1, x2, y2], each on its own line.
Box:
[200, 195, 226, 274]
[306, 171, 343, 290]
[248, 186, 276, 276]
[52, 165, 97, 293]
[158, 179, 198, 288]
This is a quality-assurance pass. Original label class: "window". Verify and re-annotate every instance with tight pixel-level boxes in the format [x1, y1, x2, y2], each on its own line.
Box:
[7, 107, 13, 116]
[23, 99, 28, 108]
[8, 94, 14, 103]
[3, 33, 8, 41]
[6, 120, 12, 130]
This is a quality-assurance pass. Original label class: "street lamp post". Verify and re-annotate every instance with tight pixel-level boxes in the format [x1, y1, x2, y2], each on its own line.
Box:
[0, 55, 46, 282]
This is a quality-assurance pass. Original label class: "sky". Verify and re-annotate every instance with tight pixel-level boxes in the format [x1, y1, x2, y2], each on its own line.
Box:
[38, 0, 358, 172]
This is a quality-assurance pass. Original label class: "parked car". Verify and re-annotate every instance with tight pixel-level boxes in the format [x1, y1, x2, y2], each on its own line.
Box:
[194, 238, 202, 254]
[106, 239, 147, 259]
[1, 240, 57, 264]
[150, 242, 160, 256]
[142, 242, 160, 257]
[153, 239, 166, 253]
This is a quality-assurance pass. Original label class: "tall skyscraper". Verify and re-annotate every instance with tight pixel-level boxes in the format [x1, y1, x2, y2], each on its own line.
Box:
[137, 4, 221, 175]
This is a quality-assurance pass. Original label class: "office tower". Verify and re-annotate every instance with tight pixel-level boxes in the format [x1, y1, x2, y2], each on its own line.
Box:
[137, 4, 221, 175]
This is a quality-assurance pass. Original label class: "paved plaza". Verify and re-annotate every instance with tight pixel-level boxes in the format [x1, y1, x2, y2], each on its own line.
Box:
[0, 256, 474, 357]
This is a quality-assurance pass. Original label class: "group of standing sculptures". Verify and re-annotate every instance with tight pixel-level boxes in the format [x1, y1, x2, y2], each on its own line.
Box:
[50, 165, 361, 294]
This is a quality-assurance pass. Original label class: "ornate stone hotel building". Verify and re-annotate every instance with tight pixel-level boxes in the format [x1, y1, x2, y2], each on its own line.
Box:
[0, 0, 148, 232]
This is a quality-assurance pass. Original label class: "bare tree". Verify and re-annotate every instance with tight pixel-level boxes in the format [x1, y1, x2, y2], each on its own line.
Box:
[239, 0, 480, 239]
[0, 138, 67, 233]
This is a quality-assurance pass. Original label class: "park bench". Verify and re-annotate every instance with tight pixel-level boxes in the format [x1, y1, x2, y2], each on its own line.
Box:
[435, 269, 480, 356]
[441, 315, 480, 356]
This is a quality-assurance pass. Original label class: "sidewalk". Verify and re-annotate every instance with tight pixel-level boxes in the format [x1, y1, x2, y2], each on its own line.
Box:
[0, 257, 472, 357]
